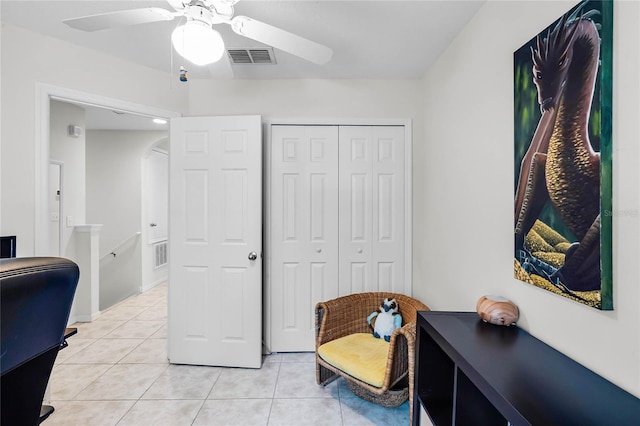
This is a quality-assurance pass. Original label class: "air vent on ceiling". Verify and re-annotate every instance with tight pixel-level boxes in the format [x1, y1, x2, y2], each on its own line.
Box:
[227, 48, 276, 64]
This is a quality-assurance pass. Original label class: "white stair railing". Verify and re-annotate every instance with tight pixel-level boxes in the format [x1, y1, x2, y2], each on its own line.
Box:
[100, 231, 141, 260]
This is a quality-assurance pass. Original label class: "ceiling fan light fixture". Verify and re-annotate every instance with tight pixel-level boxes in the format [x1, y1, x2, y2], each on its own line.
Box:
[171, 20, 225, 66]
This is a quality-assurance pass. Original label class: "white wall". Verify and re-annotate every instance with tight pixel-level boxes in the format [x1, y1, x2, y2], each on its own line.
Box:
[50, 100, 86, 259]
[187, 79, 424, 132]
[0, 23, 187, 256]
[416, 0, 640, 396]
[86, 129, 167, 308]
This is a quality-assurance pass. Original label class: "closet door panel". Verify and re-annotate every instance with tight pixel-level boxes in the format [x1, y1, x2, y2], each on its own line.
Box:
[372, 126, 406, 293]
[339, 127, 373, 295]
[339, 126, 405, 295]
[271, 125, 339, 351]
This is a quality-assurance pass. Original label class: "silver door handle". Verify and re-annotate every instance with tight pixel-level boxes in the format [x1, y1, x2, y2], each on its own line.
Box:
[248, 251, 258, 261]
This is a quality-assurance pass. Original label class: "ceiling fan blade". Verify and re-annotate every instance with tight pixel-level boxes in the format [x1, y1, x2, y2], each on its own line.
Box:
[165, 0, 187, 12]
[63, 8, 176, 32]
[230, 16, 333, 65]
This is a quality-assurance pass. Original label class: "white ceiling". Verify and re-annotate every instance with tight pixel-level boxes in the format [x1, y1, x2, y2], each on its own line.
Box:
[2, 0, 484, 129]
[1, 0, 484, 79]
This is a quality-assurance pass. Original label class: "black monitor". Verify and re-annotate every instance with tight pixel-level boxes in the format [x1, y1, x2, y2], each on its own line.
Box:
[0, 236, 17, 258]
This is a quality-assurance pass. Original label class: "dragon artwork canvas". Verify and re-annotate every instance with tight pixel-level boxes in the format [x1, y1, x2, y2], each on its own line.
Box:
[513, 0, 613, 310]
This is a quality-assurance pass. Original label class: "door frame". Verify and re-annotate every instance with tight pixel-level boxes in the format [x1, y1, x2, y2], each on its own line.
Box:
[34, 83, 180, 255]
[48, 160, 64, 256]
[143, 142, 170, 246]
[141, 141, 170, 293]
[262, 117, 413, 353]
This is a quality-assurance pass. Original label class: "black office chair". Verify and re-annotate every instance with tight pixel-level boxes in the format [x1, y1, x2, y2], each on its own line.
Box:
[1, 257, 79, 426]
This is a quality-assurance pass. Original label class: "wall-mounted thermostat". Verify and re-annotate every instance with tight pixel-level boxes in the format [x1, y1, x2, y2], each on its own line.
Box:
[68, 125, 83, 137]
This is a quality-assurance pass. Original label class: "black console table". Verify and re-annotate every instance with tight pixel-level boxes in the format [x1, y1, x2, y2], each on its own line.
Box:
[413, 311, 640, 426]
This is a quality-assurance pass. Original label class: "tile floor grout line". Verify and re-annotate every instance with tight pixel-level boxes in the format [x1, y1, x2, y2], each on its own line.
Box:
[265, 397, 275, 426]
[188, 398, 209, 426]
[202, 366, 223, 402]
[113, 399, 137, 426]
[266, 356, 281, 426]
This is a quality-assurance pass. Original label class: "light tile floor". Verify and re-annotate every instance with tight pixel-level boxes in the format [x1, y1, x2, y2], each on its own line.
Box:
[46, 283, 410, 425]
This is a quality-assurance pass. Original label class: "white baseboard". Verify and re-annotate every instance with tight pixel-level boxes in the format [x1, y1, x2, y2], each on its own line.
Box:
[69, 311, 101, 324]
[141, 277, 167, 293]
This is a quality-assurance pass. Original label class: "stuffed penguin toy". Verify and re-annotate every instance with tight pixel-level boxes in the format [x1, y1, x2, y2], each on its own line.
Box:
[367, 298, 402, 342]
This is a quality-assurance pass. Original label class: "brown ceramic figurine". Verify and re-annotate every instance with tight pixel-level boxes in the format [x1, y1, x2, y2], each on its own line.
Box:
[476, 295, 519, 326]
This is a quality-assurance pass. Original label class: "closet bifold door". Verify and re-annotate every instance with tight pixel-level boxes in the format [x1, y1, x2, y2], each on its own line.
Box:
[270, 125, 340, 352]
[338, 126, 406, 296]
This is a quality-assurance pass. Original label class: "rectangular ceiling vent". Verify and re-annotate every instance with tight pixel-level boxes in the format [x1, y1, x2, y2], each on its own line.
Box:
[227, 48, 276, 64]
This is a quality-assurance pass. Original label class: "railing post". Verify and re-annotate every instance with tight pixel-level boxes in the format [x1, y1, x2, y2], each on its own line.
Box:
[73, 224, 102, 322]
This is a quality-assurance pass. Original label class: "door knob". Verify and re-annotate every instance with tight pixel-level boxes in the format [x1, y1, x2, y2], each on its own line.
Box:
[248, 251, 258, 261]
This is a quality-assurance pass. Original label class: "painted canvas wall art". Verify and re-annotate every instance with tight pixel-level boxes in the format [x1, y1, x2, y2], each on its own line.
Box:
[513, 0, 612, 310]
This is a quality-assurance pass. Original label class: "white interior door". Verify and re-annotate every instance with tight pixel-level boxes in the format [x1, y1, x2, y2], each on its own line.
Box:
[169, 115, 262, 368]
[146, 149, 168, 243]
[339, 126, 406, 295]
[270, 125, 339, 351]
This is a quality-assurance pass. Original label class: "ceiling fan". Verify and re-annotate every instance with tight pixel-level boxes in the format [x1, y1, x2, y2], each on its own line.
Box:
[63, 0, 333, 67]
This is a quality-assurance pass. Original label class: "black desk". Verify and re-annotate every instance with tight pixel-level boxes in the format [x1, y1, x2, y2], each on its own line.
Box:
[39, 327, 78, 422]
[413, 312, 640, 426]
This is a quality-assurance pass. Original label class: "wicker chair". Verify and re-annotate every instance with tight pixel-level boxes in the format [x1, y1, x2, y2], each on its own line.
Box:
[315, 292, 429, 422]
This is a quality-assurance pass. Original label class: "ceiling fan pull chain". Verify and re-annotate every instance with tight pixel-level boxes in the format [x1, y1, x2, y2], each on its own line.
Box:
[180, 67, 189, 82]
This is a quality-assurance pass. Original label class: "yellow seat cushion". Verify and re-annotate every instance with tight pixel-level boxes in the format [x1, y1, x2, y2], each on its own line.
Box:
[317, 333, 390, 388]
